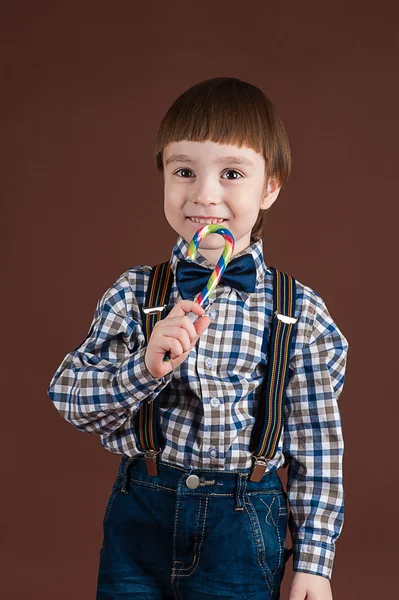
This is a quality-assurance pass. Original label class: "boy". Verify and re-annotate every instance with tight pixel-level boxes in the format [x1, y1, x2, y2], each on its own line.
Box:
[48, 77, 348, 600]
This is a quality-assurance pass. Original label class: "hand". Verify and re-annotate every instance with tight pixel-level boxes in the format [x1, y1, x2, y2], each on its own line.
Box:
[288, 572, 333, 600]
[144, 300, 211, 379]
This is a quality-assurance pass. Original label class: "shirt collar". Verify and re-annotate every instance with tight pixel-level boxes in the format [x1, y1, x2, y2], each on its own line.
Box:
[169, 234, 270, 301]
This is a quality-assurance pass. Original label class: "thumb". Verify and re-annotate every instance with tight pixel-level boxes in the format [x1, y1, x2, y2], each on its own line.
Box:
[193, 315, 211, 337]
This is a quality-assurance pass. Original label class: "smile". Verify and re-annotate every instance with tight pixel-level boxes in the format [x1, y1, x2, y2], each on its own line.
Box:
[187, 217, 227, 224]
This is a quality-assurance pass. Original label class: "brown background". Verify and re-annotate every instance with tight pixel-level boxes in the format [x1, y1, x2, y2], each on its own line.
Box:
[1, 1, 397, 598]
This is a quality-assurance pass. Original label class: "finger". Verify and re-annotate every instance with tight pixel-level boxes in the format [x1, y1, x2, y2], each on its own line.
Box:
[164, 326, 193, 352]
[161, 336, 184, 359]
[168, 300, 205, 318]
[160, 318, 197, 342]
[182, 315, 201, 341]
[194, 315, 211, 336]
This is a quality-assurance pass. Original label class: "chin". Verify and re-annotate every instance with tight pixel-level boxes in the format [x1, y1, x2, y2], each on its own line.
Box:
[198, 235, 226, 245]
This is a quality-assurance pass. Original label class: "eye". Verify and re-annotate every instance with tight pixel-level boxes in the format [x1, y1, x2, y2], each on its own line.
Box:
[174, 168, 194, 178]
[222, 169, 243, 180]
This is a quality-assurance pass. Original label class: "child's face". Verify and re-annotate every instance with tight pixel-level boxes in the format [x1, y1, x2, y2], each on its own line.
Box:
[162, 140, 281, 265]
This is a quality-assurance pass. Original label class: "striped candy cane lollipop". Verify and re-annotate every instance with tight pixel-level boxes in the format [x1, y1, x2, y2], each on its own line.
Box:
[163, 223, 235, 362]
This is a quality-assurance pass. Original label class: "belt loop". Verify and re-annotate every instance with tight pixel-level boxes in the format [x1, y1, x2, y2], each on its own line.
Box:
[120, 456, 135, 494]
[234, 473, 248, 511]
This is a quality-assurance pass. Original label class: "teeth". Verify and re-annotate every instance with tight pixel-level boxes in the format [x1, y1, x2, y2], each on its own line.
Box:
[189, 217, 225, 224]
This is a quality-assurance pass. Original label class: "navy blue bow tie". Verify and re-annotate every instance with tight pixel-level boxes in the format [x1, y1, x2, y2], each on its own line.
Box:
[176, 253, 257, 299]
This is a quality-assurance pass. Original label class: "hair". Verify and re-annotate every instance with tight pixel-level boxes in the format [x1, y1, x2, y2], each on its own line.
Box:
[153, 77, 291, 243]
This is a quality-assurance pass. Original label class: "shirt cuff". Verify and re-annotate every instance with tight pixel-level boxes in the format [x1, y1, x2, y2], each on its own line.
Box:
[116, 346, 174, 403]
[292, 540, 335, 581]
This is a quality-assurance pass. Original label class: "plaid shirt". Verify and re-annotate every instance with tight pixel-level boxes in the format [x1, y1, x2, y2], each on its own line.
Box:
[48, 234, 349, 580]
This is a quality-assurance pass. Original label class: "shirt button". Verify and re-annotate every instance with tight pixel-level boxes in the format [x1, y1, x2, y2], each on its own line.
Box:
[208, 309, 217, 320]
[207, 447, 219, 459]
[205, 357, 213, 369]
[210, 397, 220, 408]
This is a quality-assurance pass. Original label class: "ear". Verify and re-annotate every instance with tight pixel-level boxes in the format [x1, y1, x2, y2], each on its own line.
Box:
[260, 177, 282, 210]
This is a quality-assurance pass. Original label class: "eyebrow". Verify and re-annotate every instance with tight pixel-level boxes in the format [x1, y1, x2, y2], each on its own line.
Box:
[165, 154, 255, 167]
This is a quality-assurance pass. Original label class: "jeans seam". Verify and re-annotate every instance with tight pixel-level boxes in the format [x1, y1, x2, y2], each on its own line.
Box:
[130, 478, 176, 493]
[103, 474, 123, 525]
[171, 499, 202, 577]
[259, 495, 277, 526]
[172, 496, 208, 577]
[244, 498, 273, 594]
[268, 502, 283, 573]
[99, 474, 123, 556]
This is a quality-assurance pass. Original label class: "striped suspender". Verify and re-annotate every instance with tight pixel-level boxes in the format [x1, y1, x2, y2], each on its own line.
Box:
[137, 261, 298, 480]
[249, 266, 298, 481]
[137, 261, 174, 476]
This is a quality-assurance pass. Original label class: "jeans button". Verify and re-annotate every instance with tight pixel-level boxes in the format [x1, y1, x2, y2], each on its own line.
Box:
[186, 474, 200, 489]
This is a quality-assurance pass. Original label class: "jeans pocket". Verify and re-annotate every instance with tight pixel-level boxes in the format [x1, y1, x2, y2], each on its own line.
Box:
[245, 491, 288, 589]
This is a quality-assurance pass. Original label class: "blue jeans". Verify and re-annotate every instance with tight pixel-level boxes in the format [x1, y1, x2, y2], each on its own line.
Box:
[96, 455, 291, 599]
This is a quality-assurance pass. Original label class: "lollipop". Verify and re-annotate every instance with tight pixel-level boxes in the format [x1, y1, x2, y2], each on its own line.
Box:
[163, 223, 235, 362]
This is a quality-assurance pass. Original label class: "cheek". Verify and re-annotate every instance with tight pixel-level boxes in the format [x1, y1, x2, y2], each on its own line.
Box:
[233, 204, 254, 221]
[164, 190, 180, 208]
[164, 183, 184, 205]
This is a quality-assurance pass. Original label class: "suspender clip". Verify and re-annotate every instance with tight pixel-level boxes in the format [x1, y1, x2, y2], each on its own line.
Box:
[144, 449, 161, 476]
[142, 305, 167, 315]
[274, 311, 298, 325]
[249, 456, 270, 482]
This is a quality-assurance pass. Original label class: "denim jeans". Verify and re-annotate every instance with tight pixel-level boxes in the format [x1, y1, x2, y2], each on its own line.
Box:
[96, 455, 292, 600]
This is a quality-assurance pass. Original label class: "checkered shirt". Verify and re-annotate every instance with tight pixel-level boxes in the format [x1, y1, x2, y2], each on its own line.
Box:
[48, 234, 349, 580]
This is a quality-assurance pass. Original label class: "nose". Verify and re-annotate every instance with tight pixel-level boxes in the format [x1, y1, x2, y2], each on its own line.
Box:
[192, 186, 221, 208]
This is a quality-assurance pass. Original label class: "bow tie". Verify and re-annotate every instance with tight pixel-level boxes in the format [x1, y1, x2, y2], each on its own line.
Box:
[176, 253, 257, 300]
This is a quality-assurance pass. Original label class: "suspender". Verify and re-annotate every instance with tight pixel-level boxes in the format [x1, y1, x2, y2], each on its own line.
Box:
[136, 261, 174, 476]
[248, 267, 298, 481]
[137, 260, 298, 481]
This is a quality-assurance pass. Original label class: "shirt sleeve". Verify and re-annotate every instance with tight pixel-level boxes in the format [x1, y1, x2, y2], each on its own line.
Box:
[282, 293, 349, 581]
[47, 273, 174, 436]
